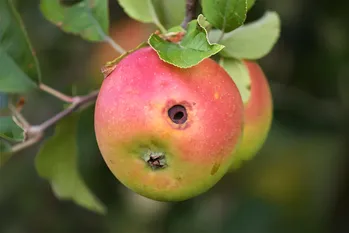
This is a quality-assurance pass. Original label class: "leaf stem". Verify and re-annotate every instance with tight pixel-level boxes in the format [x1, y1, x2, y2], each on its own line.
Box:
[147, 0, 167, 33]
[86, 8, 126, 54]
[104, 35, 126, 54]
[217, 30, 225, 43]
[39, 83, 74, 103]
[181, 0, 198, 29]
[8, 104, 30, 130]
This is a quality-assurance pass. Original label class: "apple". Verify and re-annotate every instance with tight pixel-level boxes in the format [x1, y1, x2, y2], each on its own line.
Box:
[230, 60, 273, 170]
[94, 47, 244, 201]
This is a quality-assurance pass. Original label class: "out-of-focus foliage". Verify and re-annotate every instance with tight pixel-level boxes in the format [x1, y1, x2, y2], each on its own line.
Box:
[0, 0, 348, 233]
[0, 0, 40, 92]
[117, 0, 185, 29]
[40, 0, 110, 41]
[35, 114, 106, 214]
[213, 11, 281, 59]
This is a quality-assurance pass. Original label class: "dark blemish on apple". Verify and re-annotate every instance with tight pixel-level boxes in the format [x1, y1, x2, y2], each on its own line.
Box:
[163, 100, 192, 130]
[109, 160, 115, 164]
[168, 105, 188, 124]
[246, 84, 251, 91]
[142, 151, 167, 170]
[210, 162, 220, 175]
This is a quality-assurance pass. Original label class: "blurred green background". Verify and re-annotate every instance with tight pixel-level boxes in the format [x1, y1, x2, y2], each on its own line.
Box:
[1, 0, 348, 233]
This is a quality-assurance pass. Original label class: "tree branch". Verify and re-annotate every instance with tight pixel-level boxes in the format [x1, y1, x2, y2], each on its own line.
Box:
[10, 90, 99, 154]
[181, 0, 198, 29]
[39, 83, 74, 103]
[9, 104, 30, 129]
[37, 90, 99, 132]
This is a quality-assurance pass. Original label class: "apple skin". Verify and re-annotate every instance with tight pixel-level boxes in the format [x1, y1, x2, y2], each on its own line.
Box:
[230, 60, 273, 170]
[94, 47, 244, 201]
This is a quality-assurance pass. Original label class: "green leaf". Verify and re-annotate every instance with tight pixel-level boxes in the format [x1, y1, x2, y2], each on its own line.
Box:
[167, 25, 186, 33]
[247, 0, 256, 10]
[117, 0, 166, 32]
[0, 140, 12, 167]
[219, 58, 251, 103]
[219, 11, 281, 59]
[157, 0, 186, 29]
[0, 0, 41, 93]
[117, 0, 153, 23]
[35, 114, 106, 214]
[0, 117, 24, 142]
[201, 0, 248, 32]
[197, 14, 212, 30]
[40, 0, 109, 41]
[148, 15, 225, 68]
[119, 0, 152, 22]
[117, 0, 185, 31]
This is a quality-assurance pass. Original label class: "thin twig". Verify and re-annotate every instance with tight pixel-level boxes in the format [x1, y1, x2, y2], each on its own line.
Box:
[181, 0, 198, 29]
[37, 90, 99, 132]
[11, 133, 43, 153]
[8, 104, 30, 129]
[39, 83, 74, 103]
[10, 90, 99, 154]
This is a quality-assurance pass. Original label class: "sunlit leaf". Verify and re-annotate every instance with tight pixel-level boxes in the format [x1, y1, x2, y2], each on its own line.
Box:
[157, 0, 186, 29]
[148, 15, 224, 68]
[35, 114, 106, 214]
[219, 11, 281, 59]
[201, 0, 248, 32]
[40, 0, 109, 41]
[0, 0, 41, 93]
[117, 0, 154, 23]
[117, 0, 185, 30]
